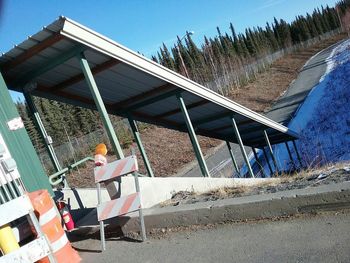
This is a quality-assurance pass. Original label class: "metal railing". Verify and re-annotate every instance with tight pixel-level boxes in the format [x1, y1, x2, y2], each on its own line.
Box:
[49, 156, 94, 186]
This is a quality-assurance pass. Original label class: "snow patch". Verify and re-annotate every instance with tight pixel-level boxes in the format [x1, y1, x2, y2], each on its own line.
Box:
[276, 39, 350, 171]
[248, 39, 350, 177]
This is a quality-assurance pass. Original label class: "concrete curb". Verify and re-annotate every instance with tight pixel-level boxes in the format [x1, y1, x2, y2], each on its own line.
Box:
[74, 181, 350, 235]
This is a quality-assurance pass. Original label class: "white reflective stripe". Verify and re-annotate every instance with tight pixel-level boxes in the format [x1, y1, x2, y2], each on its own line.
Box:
[39, 206, 57, 226]
[51, 233, 68, 253]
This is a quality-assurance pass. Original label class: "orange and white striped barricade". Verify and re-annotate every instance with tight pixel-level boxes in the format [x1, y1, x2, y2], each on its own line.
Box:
[0, 195, 56, 263]
[94, 155, 146, 251]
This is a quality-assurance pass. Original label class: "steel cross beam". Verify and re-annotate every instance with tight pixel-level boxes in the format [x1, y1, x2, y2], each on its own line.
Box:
[34, 83, 236, 144]
[78, 52, 124, 159]
[210, 119, 256, 133]
[121, 89, 181, 113]
[128, 116, 154, 177]
[1, 33, 64, 72]
[112, 83, 174, 111]
[243, 128, 279, 143]
[231, 117, 255, 178]
[50, 59, 120, 92]
[263, 130, 279, 174]
[155, 99, 209, 119]
[226, 141, 240, 175]
[190, 111, 232, 127]
[12, 45, 86, 87]
[177, 94, 210, 177]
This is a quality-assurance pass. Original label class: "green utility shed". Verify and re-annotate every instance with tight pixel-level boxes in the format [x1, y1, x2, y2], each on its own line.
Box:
[0, 73, 53, 194]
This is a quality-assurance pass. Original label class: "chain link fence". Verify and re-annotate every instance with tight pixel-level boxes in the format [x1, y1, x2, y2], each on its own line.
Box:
[202, 29, 341, 95]
[37, 119, 132, 173]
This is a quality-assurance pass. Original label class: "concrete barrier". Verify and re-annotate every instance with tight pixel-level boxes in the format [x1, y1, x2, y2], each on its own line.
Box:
[122, 181, 350, 233]
[61, 177, 278, 210]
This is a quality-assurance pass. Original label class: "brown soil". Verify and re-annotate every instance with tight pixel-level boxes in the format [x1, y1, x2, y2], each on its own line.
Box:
[229, 34, 347, 113]
[68, 33, 347, 188]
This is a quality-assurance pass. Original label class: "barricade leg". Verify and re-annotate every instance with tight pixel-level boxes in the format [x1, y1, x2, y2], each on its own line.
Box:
[133, 172, 146, 241]
[97, 182, 106, 251]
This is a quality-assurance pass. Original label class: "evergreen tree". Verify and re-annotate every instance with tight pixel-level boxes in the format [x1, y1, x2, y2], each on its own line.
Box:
[265, 22, 279, 51]
[186, 33, 204, 66]
[160, 43, 176, 70]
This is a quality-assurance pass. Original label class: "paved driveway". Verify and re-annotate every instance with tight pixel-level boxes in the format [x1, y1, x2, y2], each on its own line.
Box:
[74, 210, 350, 263]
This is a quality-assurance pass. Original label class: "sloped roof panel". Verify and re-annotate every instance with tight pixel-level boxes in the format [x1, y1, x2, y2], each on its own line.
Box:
[0, 16, 298, 147]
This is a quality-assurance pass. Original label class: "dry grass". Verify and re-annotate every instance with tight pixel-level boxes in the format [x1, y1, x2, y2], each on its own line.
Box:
[160, 161, 350, 207]
[278, 161, 350, 181]
[204, 186, 249, 198]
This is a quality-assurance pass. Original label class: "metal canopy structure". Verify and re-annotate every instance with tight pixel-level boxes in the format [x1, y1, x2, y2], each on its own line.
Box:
[0, 17, 299, 178]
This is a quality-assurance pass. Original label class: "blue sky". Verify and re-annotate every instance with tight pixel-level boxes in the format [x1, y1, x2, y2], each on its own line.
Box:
[0, 0, 338, 101]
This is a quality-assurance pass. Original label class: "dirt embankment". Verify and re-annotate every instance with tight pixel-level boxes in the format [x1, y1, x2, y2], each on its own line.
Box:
[68, 33, 348, 188]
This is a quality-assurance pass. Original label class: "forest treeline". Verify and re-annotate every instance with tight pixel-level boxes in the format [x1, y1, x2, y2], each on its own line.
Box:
[152, 5, 342, 86]
[16, 1, 350, 153]
[16, 98, 133, 151]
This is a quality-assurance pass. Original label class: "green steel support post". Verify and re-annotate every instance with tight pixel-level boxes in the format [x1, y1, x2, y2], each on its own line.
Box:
[226, 141, 240, 175]
[231, 117, 255, 178]
[262, 147, 274, 175]
[23, 93, 64, 180]
[285, 142, 296, 170]
[78, 53, 124, 159]
[177, 94, 210, 177]
[292, 140, 303, 168]
[128, 116, 154, 177]
[252, 147, 265, 178]
[263, 130, 279, 174]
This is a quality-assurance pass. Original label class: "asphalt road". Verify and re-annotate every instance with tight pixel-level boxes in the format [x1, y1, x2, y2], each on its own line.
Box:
[74, 210, 350, 263]
[183, 40, 345, 178]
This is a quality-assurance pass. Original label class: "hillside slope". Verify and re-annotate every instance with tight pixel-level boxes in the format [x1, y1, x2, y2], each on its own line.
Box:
[137, 34, 348, 176]
[273, 37, 350, 170]
[68, 33, 347, 187]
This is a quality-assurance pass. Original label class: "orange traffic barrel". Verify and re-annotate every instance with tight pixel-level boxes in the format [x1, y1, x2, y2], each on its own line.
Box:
[28, 190, 81, 263]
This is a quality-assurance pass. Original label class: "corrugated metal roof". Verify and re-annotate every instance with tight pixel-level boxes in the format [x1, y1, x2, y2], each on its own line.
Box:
[0, 16, 298, 148]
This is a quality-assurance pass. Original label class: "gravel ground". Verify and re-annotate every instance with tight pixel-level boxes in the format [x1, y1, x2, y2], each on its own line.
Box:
[161, 164, 350, 207]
